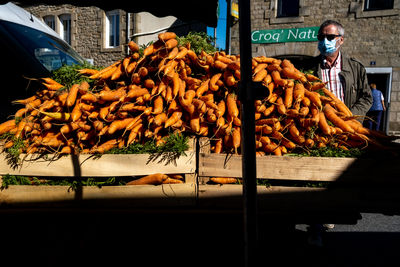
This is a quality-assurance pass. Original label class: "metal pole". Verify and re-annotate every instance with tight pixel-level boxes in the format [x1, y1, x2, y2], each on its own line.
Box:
[226, 0, 232, 54]
[238, 0, 258, 266]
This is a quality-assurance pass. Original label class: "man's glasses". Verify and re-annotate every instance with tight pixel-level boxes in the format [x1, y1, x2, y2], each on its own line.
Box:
[317, 34, 341, 41]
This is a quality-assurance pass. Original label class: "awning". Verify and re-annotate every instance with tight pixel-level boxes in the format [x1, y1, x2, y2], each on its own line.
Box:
[2, 0, 219, 27]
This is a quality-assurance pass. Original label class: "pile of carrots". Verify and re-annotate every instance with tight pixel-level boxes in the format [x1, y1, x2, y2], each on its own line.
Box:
[0, 32, 397, 157]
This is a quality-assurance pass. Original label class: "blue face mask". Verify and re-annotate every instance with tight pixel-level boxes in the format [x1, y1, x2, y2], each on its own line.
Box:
[318, 38, 339, 56]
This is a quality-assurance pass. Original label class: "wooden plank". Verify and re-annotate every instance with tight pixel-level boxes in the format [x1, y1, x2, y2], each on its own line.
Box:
[199, 153, 400, 183]
[0, 138, 196, 177]
[0, 183, 197, 208]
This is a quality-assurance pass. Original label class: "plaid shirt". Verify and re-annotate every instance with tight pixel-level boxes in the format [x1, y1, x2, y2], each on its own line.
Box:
[320, 52, 344, 102]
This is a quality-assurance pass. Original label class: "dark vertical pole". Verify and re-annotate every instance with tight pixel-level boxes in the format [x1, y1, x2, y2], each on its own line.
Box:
[226, 0, 232, 54]
[238, 0, 258, 266]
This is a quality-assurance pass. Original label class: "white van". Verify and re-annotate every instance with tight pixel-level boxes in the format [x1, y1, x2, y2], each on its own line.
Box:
[0, 2, 85, 120]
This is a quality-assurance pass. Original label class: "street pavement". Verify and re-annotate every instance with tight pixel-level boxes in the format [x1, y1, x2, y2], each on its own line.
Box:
[1, 211, 399, 266]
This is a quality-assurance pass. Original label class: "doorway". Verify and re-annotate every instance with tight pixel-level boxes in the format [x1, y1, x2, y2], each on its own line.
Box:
[365, 67, 392, 134]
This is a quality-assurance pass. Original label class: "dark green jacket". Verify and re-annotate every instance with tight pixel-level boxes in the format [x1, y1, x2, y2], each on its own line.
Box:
[309, 53, 372, 117]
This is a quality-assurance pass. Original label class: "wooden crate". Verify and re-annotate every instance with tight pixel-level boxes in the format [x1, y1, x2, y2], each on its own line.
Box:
[197, 137, 400, 215]
[0, 138, 197, 208]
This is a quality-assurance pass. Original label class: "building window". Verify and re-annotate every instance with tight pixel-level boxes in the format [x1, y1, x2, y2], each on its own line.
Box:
[43, 15, 55, 31]
[59, 14, 71, 44]
[364, 0, 394, 11]
[277, 0, 300, 18]
[105, 10, 120, 48]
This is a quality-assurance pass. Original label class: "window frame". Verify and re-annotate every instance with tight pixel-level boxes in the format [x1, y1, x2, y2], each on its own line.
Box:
[350, 0, 399, 18]
[268, 0, 309, 24]
[43, 15, 55, 31]
[276, 0, 300, 18]
[104, 10, 121, 49]
[58, 13, 72, 45]
[364, 0, 394, 11]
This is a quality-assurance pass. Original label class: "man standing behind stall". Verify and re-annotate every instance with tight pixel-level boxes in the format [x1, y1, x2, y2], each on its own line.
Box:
[310, 19, 372, 118]
[306, 20, 372, 247]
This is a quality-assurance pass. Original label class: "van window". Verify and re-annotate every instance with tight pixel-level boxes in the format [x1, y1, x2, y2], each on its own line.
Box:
[0, 20, 84, 71]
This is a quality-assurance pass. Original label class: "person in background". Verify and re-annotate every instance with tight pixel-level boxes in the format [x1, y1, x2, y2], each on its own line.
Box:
[306, 19, 372, 247]
[364, 83, 386, 131]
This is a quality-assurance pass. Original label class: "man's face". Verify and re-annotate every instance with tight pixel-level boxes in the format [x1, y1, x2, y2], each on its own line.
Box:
[321, 24, 344, 48]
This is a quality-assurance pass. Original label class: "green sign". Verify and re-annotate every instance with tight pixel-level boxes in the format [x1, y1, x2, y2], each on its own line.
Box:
[251, 27, 319, 44]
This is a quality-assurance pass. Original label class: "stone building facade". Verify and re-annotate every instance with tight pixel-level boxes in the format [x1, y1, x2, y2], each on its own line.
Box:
[230, 0, 400, 134]
[24, 4, 130, 67]
[23, 4, 206, 68]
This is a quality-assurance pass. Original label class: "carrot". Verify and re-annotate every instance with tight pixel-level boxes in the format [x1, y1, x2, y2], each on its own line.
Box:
[305, 73, 321, 82]
[209, 72, 222, 91]
[190, 114, 201, 133]
[127, 173, 169, 185]
[126, 61, 137, 74]
[293, 82, 305, 103]
[128, 40, 140, 53]
[318, 111, 332, 135]
[195, 79, 210, 98]
[210, 177, 238, 184]
[175, 47, 188, 60]
[192, 99, 207, 114]
[231, 127, 241, 153]
[283, 84, 294, 108]
[270, 70, 287, 87]
[213, 60, 228, 70]
[322, 88, 353, 117]
[65, 84, 80, 107]
[89, 61, 120, 79]
[164, 111, 182, 128]
[262, 141, 281, 156]
[78, 68, 99, 76]
[153, 113, 168, 126]
[158, 32, 177, 42]
[98, 88, 126, 102]
[111, 63, 124, 80]
[310, 82, 326, 91]
[253, 68, 268, 82]
[127, 86, 149, 99]
[281, 67, 306, 83]
[108, 117, 135, 135]
[92, 139, 118, 153]
[324, 104, 354, 133]
[40, 111, 71, 121]
[0, 119, 16, 135]
[127, 123, 143, 145]
[42, 82, 64, 91]
[276, 97, 286, 115]
[25, 98, 42, 111]
[226, 93, 239, 118]
[12, 95, 37, 105]
[304, 90, 322, 109]
[162, 177, 184, 184]
[71, 100, 82, 122]
[211, 138, 223, 153]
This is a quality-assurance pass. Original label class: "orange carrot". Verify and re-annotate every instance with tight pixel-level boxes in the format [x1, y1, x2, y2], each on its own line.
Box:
[127, 173, 169, 185]
[0, 119, 16, 135]
[128, 40, 140, 53]
[210, 177, 238, 184]
[195, 79, 210, 98]
[164, 111, 183, 128]
[324, 103, 354, 133]
[66, 84, 80, 107]
[226, 93, 239, 118]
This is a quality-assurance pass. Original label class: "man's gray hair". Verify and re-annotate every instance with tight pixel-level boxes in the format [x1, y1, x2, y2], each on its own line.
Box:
[319, 20, 345, 36]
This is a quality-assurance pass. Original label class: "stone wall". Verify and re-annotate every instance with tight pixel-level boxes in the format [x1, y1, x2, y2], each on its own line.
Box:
[230, 0, 400, 133]
[24, 4, 129, 67]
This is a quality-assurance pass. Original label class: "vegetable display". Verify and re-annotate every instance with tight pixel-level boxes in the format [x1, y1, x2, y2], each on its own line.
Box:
[0, 32, 398, 161]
